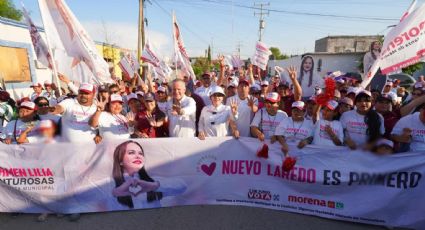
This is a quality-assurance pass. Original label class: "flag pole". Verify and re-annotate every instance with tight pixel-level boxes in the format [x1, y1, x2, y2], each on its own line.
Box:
[36, 0, 62, 97]
[172, 11, 178, 79]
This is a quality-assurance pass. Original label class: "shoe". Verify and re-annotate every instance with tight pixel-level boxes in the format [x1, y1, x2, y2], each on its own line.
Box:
[37, 213, 48, 222]
[68, 213, 81, 222]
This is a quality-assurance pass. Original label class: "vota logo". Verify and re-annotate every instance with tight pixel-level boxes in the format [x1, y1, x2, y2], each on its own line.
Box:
[248, 189, 272, 201]
[288, 195, 344, 210]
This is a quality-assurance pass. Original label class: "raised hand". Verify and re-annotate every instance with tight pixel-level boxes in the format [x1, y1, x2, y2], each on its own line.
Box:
[198, 131, 206, 140]
[97, 96, 107, 112]
[134, 179, 160, 194]
[127, 113, 136, 127]
[286, 66, 297, 81]
[218, 55, 226, 68]
[93, 135, 103, 144]
[230, 99, 238, 116]
[172, 99, 182, 116]
[57, 73, 70, 84]
[146, 113, 157, 127]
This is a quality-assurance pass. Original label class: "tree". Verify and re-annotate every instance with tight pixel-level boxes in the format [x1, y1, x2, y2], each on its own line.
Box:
[269, 47, 288, 60]
[0, 0, 22, 21]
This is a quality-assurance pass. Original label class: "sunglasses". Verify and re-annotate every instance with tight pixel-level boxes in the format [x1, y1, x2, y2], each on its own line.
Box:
[37, 103, 49, 107]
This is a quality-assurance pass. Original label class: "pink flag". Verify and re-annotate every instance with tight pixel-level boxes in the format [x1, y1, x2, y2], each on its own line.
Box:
[38, 0, 112, 84]
[400, 0, 417, 22]
[172, 13, 196, 81]
[22, 7, 53, 69]
[141, 40, 161, 67]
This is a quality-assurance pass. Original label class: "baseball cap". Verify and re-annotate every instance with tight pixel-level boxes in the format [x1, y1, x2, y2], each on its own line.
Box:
[347, 87, 360, 95]
[326, 100, 339, 111]
[250, 84, 261, 93]
[260, 80, 269, 86]
[228, 79, 239, 88]
[126, 93, 138, 103]
[136, 91, 144, 97]
[265, 92, 280, 103]
[278, 81, 290, 88]
[20, 101, 36, 110]
[79, 83, 95, 94]
[375, 138, 394, 149]
[336, 78, 345, 84]
[209, 86, 226, 97]
[239, 79, 250, 86]
[30, 83, 42, 88]
[384, 81, 393, 87]
[339, 97, 354, 107]
[38, 120, 55, 131]
[291, 101, 305, 110]
[378, 93, 396, 104]
[144, 92, 155, 101]
[44, 80, 52, 86]
[157, 86, 167, 93]
[109, 94, 123, 103]
[356, 89, 372, 97]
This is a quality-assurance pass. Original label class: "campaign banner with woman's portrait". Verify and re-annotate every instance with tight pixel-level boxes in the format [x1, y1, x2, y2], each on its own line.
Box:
[0, 137, 424, 229]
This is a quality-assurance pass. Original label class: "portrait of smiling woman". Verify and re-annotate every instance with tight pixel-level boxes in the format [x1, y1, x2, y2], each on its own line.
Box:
[111, 140, 187, 209]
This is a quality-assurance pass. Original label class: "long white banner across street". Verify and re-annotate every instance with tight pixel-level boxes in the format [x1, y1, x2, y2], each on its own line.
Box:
[0, 138, 424, 229]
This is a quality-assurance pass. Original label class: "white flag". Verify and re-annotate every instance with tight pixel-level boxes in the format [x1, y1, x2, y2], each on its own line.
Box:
[141, 40, 161, 67]
[38, 0, 112, 84]
[172, 12, 196, 82]
[252, 41, 271, 71]
[361, 2, 425, 88]
[22, 7, 53, 69]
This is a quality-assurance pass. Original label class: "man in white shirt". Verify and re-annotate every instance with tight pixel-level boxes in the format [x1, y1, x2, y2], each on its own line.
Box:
[195, 72, 215, 106]
[30, 82, 44, 101]
[226, 79, 258, 137]
[48, 83, 97, 143]
[166, 79, 197, 137]
[391, 104, 425, 152]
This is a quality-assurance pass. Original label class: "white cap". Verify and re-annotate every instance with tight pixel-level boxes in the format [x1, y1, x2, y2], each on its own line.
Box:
[251, 84, 261, 91]
[347, 87, 360, 95]
[20, 101, 36, 110]
[376, 138, 394, 148]
[414, 82, 423, 89]
[157, 86, 167, 93]
[44, 80, 52, 86]
[260, 80, 269, 86]
[135, 91, 144, 97]
[30, 82, 42, 88]
[209, 85, 225, 96]
[126, 93, 138, 102]
[326, 100, 339, 111]
[79, 83, 95, 94]
[336, 78, 345, 84]
[356, 89, 372, 97]
[291, 101, 305, 110]
[385, 81, 393, 87]
[265, 92, 280, 103]
[109, 94, 123, 103]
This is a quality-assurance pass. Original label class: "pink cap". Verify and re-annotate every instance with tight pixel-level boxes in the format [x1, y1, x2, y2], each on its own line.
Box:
[238, 79, 250, 86]
[260, 80, 269, 86]
[376, 138, 394, 148]
[44, 80, 52, 86]
[339, 97, 354, 107]
[30, 83, 42, 88]
[79, 83, 95, 94]
[20, 101, 36, 110]
[126, 93, 138, 102]
[157, 86, 167, 93]
[326, 100, 339, 110]
[265, 92, 280, 103]
[109, 94, 123, 103]
[291, 101, 305, 110]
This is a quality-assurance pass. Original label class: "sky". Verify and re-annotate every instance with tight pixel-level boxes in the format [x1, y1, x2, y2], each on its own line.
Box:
[13, 0, 425, 60]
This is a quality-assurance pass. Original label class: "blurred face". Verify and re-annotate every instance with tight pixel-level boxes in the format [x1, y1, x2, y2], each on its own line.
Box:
[277, 86, 290, 97]
[375, 100, 392, 114]
[100, 91, 109, 101]
[237, 83, 250, 99]
[109, 87, 119, 94]
[226, 86, 236, 97]
[210, 94, 224, 107]
[306, 102, 315, 116]
[77, 91, 94, 106]
[302, 58, 313, 72]
[383, 85, 391, 93]
[338, 103, 352, 114]
[144, 100, 156, 112]
[372, 42, 381, 51]
[251, 91, 261, 99]
[375, 145, 393, 155]
[109, 102, 123, 114]
[121, 142, 145, 175]
[291, 108, 305, 121]
[202, 75, 212, 87]
[33, 86, 42, 94]
[39, 127, 56, 139]
[45, 85, 52, 92]
[128, 99, 141, 113]
[261, 85, 268, 94]
[356, 96, 372, 114]
[322, 107, 336, 120]
[265, 100, 278, 114]
[172, 81, 186, 100]
[157, 91, 167, 101]
[36, 99, 50, 115]
[19, 108, 35, 120]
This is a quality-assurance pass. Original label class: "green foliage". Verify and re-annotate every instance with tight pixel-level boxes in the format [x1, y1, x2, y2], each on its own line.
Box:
[0, 0, 22, 21]
[269, 47, 289, 60]
[192, 57, 210, 79]
[402, 62, 423, 76]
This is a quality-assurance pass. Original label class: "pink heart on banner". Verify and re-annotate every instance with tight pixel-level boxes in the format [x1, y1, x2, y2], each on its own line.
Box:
[201, 162, 216, 176]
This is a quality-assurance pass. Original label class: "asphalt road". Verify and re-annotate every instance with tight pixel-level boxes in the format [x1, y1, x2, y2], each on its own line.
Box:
[0, 205, 404, 230]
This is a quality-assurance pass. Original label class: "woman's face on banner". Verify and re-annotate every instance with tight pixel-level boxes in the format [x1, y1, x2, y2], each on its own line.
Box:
[122, 142, 145, 174]
[302, 58, 313, 72]
[372, 42, 381, 51]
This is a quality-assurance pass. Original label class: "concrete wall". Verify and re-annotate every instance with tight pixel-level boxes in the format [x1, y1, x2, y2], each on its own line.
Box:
[315, 36, 382, 53]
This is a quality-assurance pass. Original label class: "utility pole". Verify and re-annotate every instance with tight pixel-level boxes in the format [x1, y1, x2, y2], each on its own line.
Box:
[253, 2, 270, 42]
[137, 0, 145, 77]
[236, 41, 243, 58]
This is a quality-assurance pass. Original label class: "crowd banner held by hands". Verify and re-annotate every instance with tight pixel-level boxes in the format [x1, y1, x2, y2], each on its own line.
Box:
[252, 41, 272, 71]
[119, 53, 140, 80]
[0, 138, 424, 229]
[361, 1, 425, 88]
[38, 0, 113, 85]
[141, 39, 171, 82]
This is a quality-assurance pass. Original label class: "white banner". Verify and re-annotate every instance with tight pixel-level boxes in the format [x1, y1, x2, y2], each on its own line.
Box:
[361, 1, 425, 88]
[172, 12, 196, 81]
[252, 41, 271, 70]
[0, 138, 424, 229]
[38, 0, 112, 84]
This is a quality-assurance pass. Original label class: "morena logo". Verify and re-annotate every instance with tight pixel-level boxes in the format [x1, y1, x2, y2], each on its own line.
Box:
[288, 195, 344, 210]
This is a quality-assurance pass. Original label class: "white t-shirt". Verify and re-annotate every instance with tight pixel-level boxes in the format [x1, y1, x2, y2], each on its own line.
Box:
[275, 117, 315, 143]
[3, 119, 40, 144]
[59, 98, 97, 143]
[391, 112, 425, 152]
[250, 108, 288, 139]
[340, 110, 385, 146]
[157, 101, 168, 114]
[98, 112, 131, 140]
[198, 104, 235, 137]
[39, 113, 62, 124]
[298, 71, 323, 98]
[226, 95, 258, 137]
[312, 119, 344, 146]
[195, 83, 216, 106]
[166, 95, 197, 137]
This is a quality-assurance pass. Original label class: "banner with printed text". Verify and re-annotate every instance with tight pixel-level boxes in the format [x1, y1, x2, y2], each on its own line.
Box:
[0, 138, 424, 229]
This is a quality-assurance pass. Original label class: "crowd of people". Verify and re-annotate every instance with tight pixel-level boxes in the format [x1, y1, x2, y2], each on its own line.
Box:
[0, 53, 425, 158]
